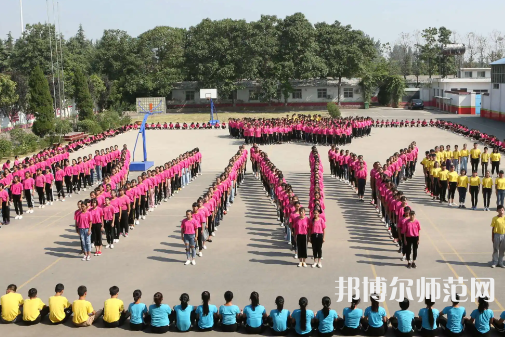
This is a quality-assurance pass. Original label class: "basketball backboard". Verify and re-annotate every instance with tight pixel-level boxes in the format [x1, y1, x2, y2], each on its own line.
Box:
[199, 89, 218, 100]
[136, 97, 166, 114]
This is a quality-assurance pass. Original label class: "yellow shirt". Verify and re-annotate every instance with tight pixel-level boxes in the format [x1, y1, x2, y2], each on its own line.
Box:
[470, 148, 481, 159]
[0, 292, 24, 322]
[421, 158, 428, 167]
[23, 298, 45, 322]
[453, 150, 460, 159]
[481, 153, 490, 162]
[469, 176, 481, 187]
[103, 298, 124, 323]
[483, 177, 493, 189]
[496, 177, 505, 190]
[458, 175, 469, 187]
[431, 167, 441, 178]
[460, 149, 469, 157]
[448, 171, 459, 182]
[491, 216, 505, 235]
[435, 152, 442, 163]
[49, 295, 71, 323]
[72, 299, 94, 324]
[445, 151, 453, 160]
[438, 169, 449, 181]
[491, 153, 501, 162]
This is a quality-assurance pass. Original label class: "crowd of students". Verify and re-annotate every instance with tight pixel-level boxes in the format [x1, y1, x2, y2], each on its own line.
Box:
[435, 120, 505, 152]
[180, 146, 246, 265]
[142, 121, 227, 130]
[65, 127, 126, 152]
[309, 147, 326, 268]
[74, 148, 202, 260]
[2, 284, 505, 337]
[420, 143, 505, 210]
[370, 142, 420, 268]
[327, 145, 368, 201]
[228, 115, 372, 146]
[373, 119, 432, 128]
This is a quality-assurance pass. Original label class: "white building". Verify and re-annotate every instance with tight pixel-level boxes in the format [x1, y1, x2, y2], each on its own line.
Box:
[482, 58, 505, 121]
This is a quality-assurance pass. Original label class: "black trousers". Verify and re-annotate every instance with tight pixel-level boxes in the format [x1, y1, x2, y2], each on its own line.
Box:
[297, 234, 307, 259]
[140, 195, 146, 216]
[448, 182, 457, 200]
[471, 158, 479, 173]
[470, 186, 479, 207]
[92, 223, 102, 247]
[114, 213, 120, 239]
[104, 220, 114, 244]
[103, 311, 130, 328]
[483, 188, 492, 208]
[1, 201, 9, 223]
[23, 306, 49, 325]
[405, 236, 419, 261]
[492, 161, 500, 175]
[311, 233, 323, 259]
[439, 180, 448, 201]
[45, 183, 53, 202]
[12, 194, 23, 215]
[65, 176, 72, 194]
[358, 178, 366, 197]
[55, 180, 65, 198]
[120, 210, 128, 234]
[197, 226, 203, 251]
[24, 189, 33, 208]
[36, 186, 45, 205]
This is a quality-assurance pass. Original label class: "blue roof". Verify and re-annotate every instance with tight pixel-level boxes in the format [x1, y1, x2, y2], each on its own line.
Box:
[490, 58, 505, 65]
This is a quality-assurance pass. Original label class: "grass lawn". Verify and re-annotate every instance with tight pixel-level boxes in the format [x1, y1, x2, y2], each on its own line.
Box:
[130, 111, 330, 123]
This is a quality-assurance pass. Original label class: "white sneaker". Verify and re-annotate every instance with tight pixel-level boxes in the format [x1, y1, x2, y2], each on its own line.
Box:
[82, 257, 87, 261]
[38, 205, 42, 208]
[105, 245, 109, 249]
[297, 262, 302, 267]
[184, 260, 191, 265]
[135, 220, 139, 225]
[42, 205, 45, 208]
[212, 232, 216, 236]
[14, 215, 19, 220]
[83, 188, 87, 192]
[86, 256, 90, 261]
[142, 216, 146, 220]
[401, 256, 405, 261]
[62, 199, 65, 202]
[303, 263, 308, 268]
[164, 198, 167, 202]
[203, 245, 207, 250]
[312, 263, 317, 268]
[294, 254, 298, 259]
[19, 215, 23, 219]
[91, 243, 94, 248]
[51, 202, 53, 205]
[198, 252, 203, 257]
[110, 244, 114, 249]
[191, 260, 196, 265]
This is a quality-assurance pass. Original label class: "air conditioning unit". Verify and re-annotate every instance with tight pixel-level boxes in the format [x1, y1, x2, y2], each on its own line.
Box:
[354, 88, 361, 94]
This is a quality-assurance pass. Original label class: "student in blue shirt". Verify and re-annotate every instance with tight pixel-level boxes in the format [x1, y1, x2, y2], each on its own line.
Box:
[195, 291, 218, 331]
[291, 297, 315, 335]
[336, 296, 363, 335]
[314, 296, 338, 336]
[242, 291, 267, 334]
[268, 296, 291, 336]
[465, 296, 494, 337]
[415, 298, 439, 337]
[148, 292, 171, 334]
[218, 291, 241, 332]
[363, 294, 388, 336]
[439, 294, 466, 337]
[128, 289, 149, 331]
[173, 293, 194, 332]
[390, 298, 415, 337]
[493, 309, 505, 333]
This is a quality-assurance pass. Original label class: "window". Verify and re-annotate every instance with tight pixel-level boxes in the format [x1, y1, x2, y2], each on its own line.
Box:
[292, 89, 302, 99]
[343, 88, 354, 98]
[460, 88, 467, 92]
[249, 90, 259, 101]
[464, 71, 473, 78]
[185, 91, 195, 101]
[473, 89, 488, 93]
[491, 64, 505, 83]
[494, 83, 500, 89]
[317, 89, 327, 99]
[450, 88, 458, 91]
[477, 71, 486, 78]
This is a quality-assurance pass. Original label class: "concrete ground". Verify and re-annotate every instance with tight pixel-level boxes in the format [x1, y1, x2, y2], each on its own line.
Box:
[0, 108, 504, 336]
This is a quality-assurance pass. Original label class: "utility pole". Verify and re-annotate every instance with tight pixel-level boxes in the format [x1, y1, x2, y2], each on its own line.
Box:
[19, 0, 24, 34]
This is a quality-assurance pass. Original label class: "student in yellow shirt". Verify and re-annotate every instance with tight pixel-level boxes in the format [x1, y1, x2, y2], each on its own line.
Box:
[0, 284, 23, 323]
[460, 143, 469, 173]
[22, 288, 49, 325]
[445, 145, 453, 168]
[421, 151, 430, 192]
[481, 147, 490, 177]
[452, 145, 461, 172]
[431, 160, 441, 200]
[48, 283, 72, 325]
[457, 169, 468, 208]
[447, 165, 459, 206]
[438, 163, 449, 203]
[72, 285, 103, 327]
[496, 170, 505, 207]
[103, 286, 130, 328]
[483, 171, 493, 211]
[469, 171, 481, 210]
[470, 143, 481, 173]
[491, 148, 501, 176]
[490, 205, 505, 268]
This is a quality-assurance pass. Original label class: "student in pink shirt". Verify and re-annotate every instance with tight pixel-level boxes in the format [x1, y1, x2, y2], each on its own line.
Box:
[11, 176, 24, 219]
[181, 210, 198, 266]
[75, 202, 92, 261]
[402, 211, 421, 269]
[0, 184, 10, 226]
[34, 169, 46, 208]
[309, 209, 325, 268]
[71, 159, 80, 194]
[102, 197, 115, 249]
[110, 191, 121, 243]
[89, 199, 104, 256]
[54, 165, 66, 201]
[118, 189, 131, 238]
[23, 171, 35, 213]
[43, 168, 54, 205]
[356, 162, 368, 201]
[294, 208, 310, 267]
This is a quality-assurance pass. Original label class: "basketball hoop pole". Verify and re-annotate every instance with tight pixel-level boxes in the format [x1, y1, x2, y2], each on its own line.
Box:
[209, 98, 219, 126]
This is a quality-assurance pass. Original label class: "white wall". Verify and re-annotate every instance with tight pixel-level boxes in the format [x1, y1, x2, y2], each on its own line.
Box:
[432, 80, 491, 94]
[490, 84, 505, 113]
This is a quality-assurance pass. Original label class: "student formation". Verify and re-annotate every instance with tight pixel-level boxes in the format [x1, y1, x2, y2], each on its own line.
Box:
[2, 284, 505, 337]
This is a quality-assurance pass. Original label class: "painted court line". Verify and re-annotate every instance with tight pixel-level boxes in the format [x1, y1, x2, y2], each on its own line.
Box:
[18, 258, 63, 290]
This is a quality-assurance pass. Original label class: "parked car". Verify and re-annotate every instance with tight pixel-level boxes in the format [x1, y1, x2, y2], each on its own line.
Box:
[408, 99, 424, 110]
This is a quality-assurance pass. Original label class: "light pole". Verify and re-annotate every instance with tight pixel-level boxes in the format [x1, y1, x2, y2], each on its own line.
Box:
[19, 0, 24, 34]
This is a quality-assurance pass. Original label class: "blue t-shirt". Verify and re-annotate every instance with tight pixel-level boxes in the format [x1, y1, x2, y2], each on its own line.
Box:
[364, 306, 386, 328]
[418, 308, 440, 330]
[316, 309, 338, 333]
[470, 309, 494, 333]
[243, 304, 266, 328]
[343, 307, 363, 328]
[269, 309, 290, 332]
[196, 304, 218, 329]
[441, 306, 466, 333]
[128, 303, 148, 324]
[174, 304, 193, 331]
[292, 309, 315, 334]
[501, 311, 505, 320]
[149, 304, 172, 327]
[219, 305, 241, 325]
[393, 310, 415, 333]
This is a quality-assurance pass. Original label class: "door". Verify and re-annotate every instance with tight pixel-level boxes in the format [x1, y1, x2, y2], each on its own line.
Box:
[475, 94, 481, 115]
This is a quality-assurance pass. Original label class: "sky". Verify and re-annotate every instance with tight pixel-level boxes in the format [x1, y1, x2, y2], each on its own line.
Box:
[1, 0, 503, 44]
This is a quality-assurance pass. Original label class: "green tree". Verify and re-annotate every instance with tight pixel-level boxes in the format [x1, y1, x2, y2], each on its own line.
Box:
[88, 74, 106, 110]
[327, 102, 341, 118]
[0, 138, 12, 159]
[0, 74, 19, 123]
[52, 118, 73, 142]
[419, 27, 439, 78]
[438, 26, 457, 78]
[73, 68, 94, 120]
[29, 66, 54, 137]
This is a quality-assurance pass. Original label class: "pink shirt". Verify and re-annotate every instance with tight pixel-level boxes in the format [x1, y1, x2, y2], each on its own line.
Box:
[181, 218, 197, 235]
[102, 205, 114, 221]
[11, 182, 23, 195]
[119, 195, 130, 210]
[76, 211, 92, 229]
[0, 190, 8, 202]
[55, 170, 65, 181]
[23, 177, 34, 190]
[44, 173, 54, 184]
[402, 219, 421, 237]
[311, 218, 326, 234]
[294, 217, 310, 235]
[90, 207, 103, 224]
[35, 175, 46, 188]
